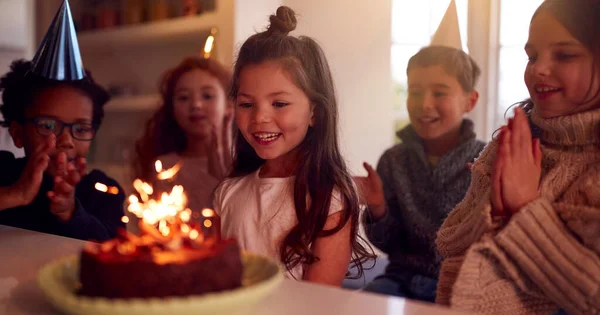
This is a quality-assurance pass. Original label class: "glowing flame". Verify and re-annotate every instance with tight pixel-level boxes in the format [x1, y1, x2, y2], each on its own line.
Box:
[128, 184, 186, 226]
[203, 29, 217, 59]
[117, 243, 135, 255]
[95, 183, 108, 192]
[125, 159, 218, 244]
[204, 35, 214, 54]
[158, 220, 170, 237]
[95, 182, 120, 195]
[157, 163, 182, 180]
[181, 224, 190, 234]
[133, 179, 153, 202]
[202, 208, 215, 217]
[142, 183, 153, 195]
[121, 216, 130, 223]
[179, 209, 192, 222]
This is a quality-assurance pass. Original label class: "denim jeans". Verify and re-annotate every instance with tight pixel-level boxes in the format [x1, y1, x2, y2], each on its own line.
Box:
[362, 274, 438, 303]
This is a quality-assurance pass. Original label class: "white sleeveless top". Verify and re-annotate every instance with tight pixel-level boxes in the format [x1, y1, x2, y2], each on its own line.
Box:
[213, 168, 343, 280]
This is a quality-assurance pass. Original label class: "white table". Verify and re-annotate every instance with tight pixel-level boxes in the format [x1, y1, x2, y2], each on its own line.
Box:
[0, 225, 468, 315]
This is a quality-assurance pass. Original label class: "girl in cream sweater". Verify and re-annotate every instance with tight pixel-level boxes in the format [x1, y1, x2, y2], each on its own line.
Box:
[436, 1, 600, 314]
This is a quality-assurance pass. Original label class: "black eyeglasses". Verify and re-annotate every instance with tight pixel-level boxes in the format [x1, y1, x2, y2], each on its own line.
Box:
[26, 117, 97, 141]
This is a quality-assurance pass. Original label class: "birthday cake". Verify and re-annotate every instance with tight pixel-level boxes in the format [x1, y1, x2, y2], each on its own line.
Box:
[79, 162, 243, 299]
[79, 230, 243, 298]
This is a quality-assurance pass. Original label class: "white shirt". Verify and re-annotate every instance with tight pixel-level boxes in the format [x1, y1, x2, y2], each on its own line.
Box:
[213, 168, 343, 279]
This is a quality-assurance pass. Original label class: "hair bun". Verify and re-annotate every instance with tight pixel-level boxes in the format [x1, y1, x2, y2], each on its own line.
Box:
[267, 6, 297, 35]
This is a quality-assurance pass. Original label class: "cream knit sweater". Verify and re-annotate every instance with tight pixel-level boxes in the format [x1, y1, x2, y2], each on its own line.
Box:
[435, 107, 600, 315]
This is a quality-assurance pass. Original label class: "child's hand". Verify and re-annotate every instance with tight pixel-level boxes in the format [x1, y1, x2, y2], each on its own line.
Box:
[47, 154, 86, 222]
[353, 162, 386, 220]
[8, 135, 55, 207]
[494, 108, 542, 215]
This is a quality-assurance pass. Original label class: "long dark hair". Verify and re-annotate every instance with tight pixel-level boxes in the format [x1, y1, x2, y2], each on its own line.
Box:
[133, 56, 232, 182]
[228, 6, 374, 277]
[508, 0, 600, 120]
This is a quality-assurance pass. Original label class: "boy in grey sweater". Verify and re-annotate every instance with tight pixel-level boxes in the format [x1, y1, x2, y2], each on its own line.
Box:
[355, 46, 486, 302]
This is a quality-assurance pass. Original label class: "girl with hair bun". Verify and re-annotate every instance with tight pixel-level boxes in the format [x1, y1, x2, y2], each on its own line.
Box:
[214, 6, 375, 286]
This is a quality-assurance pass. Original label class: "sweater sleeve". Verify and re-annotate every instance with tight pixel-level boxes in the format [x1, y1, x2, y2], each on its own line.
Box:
[436, 140, 499, 258]
[362, 150, 403, 254]
[495, 198, 600, 315]
[363, 206, 401, 254]
[435, 141, 499, 305]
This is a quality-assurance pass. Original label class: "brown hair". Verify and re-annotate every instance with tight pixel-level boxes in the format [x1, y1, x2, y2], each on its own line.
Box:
[228, 6, 374, 277]
[514, 0, 600, 116]
[133, 56, 232, 182]
[407, 46, 481, 92]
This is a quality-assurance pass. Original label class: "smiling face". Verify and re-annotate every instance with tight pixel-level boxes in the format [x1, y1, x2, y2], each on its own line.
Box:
[524, 10, 600, 118]
[10, 85, 94, 176]
[172, 68, 229, 139]
[406, 65, 477, 142]
[235, 61, 314, 168]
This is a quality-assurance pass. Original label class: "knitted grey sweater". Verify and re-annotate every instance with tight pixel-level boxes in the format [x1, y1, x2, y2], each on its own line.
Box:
[364, 119, 486, 281]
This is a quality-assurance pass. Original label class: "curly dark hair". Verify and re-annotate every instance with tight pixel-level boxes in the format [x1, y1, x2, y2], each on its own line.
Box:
[0, 59, 110, 128]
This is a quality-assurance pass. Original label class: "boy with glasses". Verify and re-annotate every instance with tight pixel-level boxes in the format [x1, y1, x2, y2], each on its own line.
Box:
[0, 1, 124, 241]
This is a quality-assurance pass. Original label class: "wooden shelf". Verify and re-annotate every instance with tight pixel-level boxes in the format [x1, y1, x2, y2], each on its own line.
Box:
[104, 94, 161, 111]
[77, 12, 218, 52]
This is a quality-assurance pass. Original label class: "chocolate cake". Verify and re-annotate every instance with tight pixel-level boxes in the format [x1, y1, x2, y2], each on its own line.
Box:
[79, 230, 243, 299]
[81, 163, 243, 299]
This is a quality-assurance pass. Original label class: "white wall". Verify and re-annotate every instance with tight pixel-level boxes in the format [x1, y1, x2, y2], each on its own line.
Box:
[283, 0, 394, 174]
[233, 0, 283, 53]
[0, 0, 35, 72]
[0, 0, 28, 48]
[212, 0, 283, 68]
[0, 0, 35, 157]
